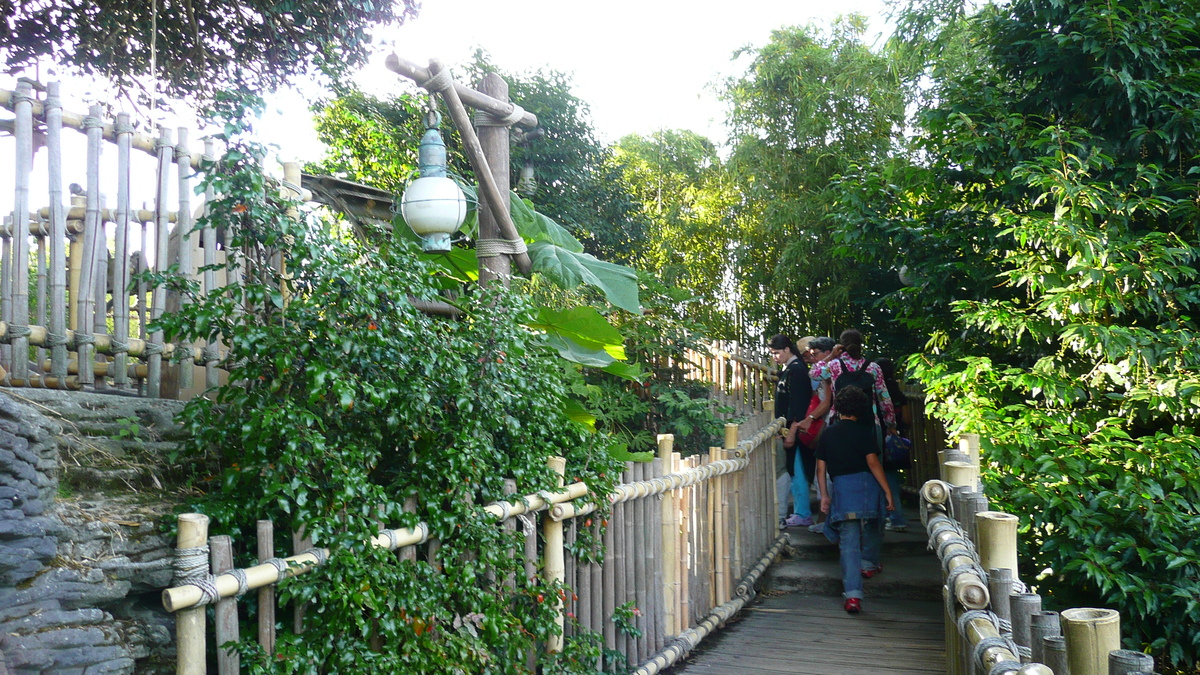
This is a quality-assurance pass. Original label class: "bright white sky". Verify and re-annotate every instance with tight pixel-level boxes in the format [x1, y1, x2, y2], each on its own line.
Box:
[2, 0, 893, 215]
[261, 0, 894, 160]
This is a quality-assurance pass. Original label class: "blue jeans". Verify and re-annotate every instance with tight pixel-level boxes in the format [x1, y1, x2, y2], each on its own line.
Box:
[837, 518, 883, 599]
[790, 451, 811, 518]
[885, 470, 907, 527]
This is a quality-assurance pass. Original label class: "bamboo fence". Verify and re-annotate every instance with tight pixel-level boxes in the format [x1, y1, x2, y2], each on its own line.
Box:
[0, 81, 309, 398]
[161, 348, 789, 674]
[921, 434, 1148, 675]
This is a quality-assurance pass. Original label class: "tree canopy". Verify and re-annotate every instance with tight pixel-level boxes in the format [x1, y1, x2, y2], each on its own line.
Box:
[1, 0, 418, 101]
[833, 0, 1200, 666]
[721, 18, 909, 347]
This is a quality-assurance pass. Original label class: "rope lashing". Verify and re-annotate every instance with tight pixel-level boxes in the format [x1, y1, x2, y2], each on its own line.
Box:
[142, 341, 165, 356]
[421, 69, 454, 93]
[44, 332, 71, 348]
[280, 180, 303, 197]
[302, 548, 329, 566]
[974, 636, 1022, 671]
[263, 557, 290, 576]
[109, 340, 130, 355]
[987, 660, 1025, 675]
[516, 513, 535, 534]
[173, 545, 220, 606]
[229, 568, 250, 597]
[488, 499, 514, 522]
[380, 529, 398, 550]
[958, 609, 1002, 636]
[475, 237, 528, 258]
[113, 121, 135, 135]
[82, 114, 104, 131]
[2, 325, 31, 343]
[473, 104, 526, 128]
[946, 562, 987, 591]
[11, 87, 34, 105]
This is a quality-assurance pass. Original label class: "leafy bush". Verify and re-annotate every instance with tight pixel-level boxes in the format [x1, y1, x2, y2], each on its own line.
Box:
[154, 91, 622, 673]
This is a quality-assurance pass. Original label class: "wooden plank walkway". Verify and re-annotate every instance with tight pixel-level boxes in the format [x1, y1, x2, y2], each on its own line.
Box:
[668, 592, 946, 674]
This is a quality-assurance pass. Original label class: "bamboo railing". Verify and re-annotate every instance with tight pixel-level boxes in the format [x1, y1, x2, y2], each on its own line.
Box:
[162, 414, 786, 674]
[922, 434, 1153, 675]
[0, 81, 308, 399]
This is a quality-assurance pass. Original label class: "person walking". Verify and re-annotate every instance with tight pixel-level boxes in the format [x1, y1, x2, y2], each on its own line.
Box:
[769, 334, 813, 528]
[874, 357, 911, 532]
[808, 329, 896, 447]
[816, 385, 895, 614]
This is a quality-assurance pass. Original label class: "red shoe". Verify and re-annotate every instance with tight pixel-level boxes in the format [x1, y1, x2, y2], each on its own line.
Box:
[861, 565, 884, 579]
[844, 598, 862, 613]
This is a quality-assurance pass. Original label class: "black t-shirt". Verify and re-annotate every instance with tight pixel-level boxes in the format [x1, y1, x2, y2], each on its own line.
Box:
[774, 357, 810, 426]
[815, 418, 879, 478]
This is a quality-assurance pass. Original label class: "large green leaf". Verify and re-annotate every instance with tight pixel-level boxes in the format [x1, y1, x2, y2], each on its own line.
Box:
[601, 361, 646, 382]
[526, 306, 625, 358]
[510, 193, 583, 252]
[544, 333, 615, 367]
[606, 441, 654, 463]
[562, 398, 597, 431]
[528, 241, 641, 314]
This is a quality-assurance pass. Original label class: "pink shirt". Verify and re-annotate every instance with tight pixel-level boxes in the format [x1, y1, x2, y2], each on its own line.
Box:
[809, 355, 895, 427]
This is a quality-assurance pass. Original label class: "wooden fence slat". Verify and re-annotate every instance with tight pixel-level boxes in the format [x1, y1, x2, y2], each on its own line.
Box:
[9, 81, 33, 383]
[257, 519, 276, 655]
[147, 126, 172, 397]
[211, 535, 240, 675]
[112, 112, 133, 389]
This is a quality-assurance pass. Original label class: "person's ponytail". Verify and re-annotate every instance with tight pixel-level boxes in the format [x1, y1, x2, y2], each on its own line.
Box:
[839, 329, 864, 360]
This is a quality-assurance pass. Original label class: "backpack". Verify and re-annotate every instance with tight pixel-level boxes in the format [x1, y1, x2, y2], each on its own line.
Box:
[833, 359, 876, 404]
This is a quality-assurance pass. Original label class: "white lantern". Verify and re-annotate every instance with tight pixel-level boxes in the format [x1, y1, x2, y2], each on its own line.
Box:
[400, 176, 467, 253]
[399, 113, 468, 253]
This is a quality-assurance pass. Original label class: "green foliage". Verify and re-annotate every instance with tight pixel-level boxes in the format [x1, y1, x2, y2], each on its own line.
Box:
[153, 92, 624, 673]
[834, 0, 1200, 666]
[722, 17, 908, 345]
[612, 131, 742, 336]
[1, 0, 418, 102]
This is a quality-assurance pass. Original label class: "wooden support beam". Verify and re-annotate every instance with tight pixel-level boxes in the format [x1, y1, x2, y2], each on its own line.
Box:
[384, 55, 539, 129]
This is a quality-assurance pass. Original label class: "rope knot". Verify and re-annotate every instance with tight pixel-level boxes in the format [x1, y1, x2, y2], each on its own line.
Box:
[421, 69, 454, 93]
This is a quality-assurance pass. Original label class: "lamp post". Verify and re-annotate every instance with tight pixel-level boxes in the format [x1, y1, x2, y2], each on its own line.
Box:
[400, 111, 467, 253]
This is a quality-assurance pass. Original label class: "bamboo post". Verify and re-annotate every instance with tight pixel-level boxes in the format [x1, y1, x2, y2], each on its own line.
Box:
[711, 447, 727, 607]
[944, 460, 979, 491]
[1061, 608, 1120, 675]
[3, 219, 12, 374]
[210, 535, 240, 674]
[148, 127, 173, 397]
[724, 424, 742, 580]
[945, 585, 961, 675]
[72, 104, 105, 388]
[1011, 593, 1043, 661]
[977, 512, 1019, 581]
[1030, 611, 1061, 666]
[632, 461, 648, 664]
[34, 216, 46, 376]
[174, 128, 194, 392]
[657, 435, 677, 637]
[602, 500, 616, 657]
[564, 519, 576, 639]
[292, 528, 312, 633]
[112, 112, 133, 389]
[476, 73, 513, 285]
[500, 481, 516, 588]
[9, 81, 33, 383]
[677, 453, 690, 629]
[576, 525, 591, 634]
[91, 196, 108, 390]
[589, 523, 603, 643]
[257, 519, 276, 655]
[622, 462, 637, 659]
[1043, 636, 1068, 675]
[959, 433, 981, 466]
[544, 456, 567, 654]
[650, 457, 664, 652]
[1109, 649, 1153, 675]
[988, 567, 1014, 625]
[202, 139, 219, 390]
[175, 514, 209, 675]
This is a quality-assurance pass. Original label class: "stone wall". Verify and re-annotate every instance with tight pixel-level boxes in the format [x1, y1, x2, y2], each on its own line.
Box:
[0, 389, 190, 675]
